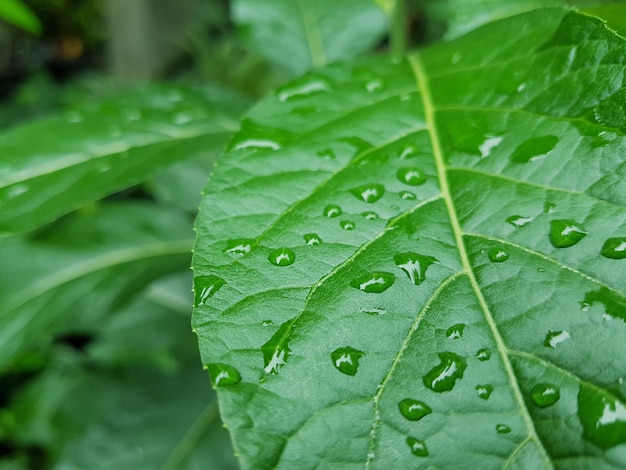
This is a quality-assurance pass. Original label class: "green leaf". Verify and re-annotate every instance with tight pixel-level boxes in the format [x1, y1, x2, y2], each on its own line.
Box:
[0, 0, 42, 35]
[232, 0, 388, 75]
[0, 203, 193, 373]
[0, 85, 244, 235]
[193, 8, 626, 468]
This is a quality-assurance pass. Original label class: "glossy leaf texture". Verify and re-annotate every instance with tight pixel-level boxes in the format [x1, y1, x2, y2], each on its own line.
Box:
[0, 203, 193, 373]
[193, 8, 626, 469]
[232, 0, 388, 76]
[0, 85, 245, 235]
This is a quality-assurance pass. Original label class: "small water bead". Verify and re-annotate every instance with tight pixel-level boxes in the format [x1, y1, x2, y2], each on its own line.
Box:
[446, 324, 465, 339]
[496, 424, 511, 434]
[365, 78, 384, 92]
[261, 320, 294, 374]
[324, 204, 342, 218]
[511, 135, 558, 163]
[397, 167, 426, 186]
[476, 349, 491, 361]
[350, 184, 385, 203]
[549, 219, 587, 248]
[224, 238, 256, 255]
[543, 330, 571, 348]
[531, 384, 560, 408]
[544, 202, 556, 213]
[331, 347, 364, 375]
[423, 352, 467, 393]
[206, 363, 241, 386]
[394, 253, 439, 285]
[488, 248, 509, 263]
[578, 383, 626, 449]
[406, 437, 428, 457]
[601, 237, 626, 259]
[233, 139, 281, 151]
[340, 220, 355, 231]
[360, 307, 387, 315]
[479, 136, 503, 158]
[476, 385, 494, 400]
[277, 76, 331, 101]
[304, 233, 322, 245]
[262, 320, 273, 326]
[317, 149, 336, 159]
[581, 287, 626, 321]
[350, 272, 395, 293]
[398, 399, 432, 421]
[400, 191, 416, 200]
[398, 145, 419, 159]
[268, 248, 296, 266]
[361, 211, 379, 220]
[506, 215, 533, 228]
[194, 275, 226, 306]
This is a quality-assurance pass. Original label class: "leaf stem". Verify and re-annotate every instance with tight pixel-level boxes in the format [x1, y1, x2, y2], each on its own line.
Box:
[390, 0, 407, 59]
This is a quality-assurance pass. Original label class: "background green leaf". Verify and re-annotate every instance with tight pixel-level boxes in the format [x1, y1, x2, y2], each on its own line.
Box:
[194, 8, 626, 468]
[232, 0, 388, 75]
[0, 0, 42, 35]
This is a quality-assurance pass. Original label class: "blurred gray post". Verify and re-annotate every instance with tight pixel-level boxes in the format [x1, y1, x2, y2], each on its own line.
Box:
[105, 0, 196, 81]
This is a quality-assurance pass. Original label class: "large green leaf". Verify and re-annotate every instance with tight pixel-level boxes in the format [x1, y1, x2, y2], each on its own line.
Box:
[0, 0, 41, 35]
[0, 85, 244, 235]
[232, 0, 388, 75]
[193, 8, 626, 468]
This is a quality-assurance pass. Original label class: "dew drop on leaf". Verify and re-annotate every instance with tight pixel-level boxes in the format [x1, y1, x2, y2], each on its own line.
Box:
[543, 330, 571, 348]
[317, 149, 336, 159]
[476, 349, 491, 361]
[261, 320, 294, 374]
[233, 139, 281, 151]
[262, 320, 273, 327]
[394, 253, 439, 285]
[600, 237, 626, 259]
[350, 184, 385, 203]
[581, 288, 626, 321]
[398, 399, 432, 421]
[207, 363, 241, 386]
[324, 204, 342, 218]
[268, 248, 295, 266]
[531, 383, 560, 407]
[398, 145, 419, 159]
[224, 238, 256, 255]
[549, 219, 587, 248]
[506, 215, 533, 227]
[400, 191, 417, 200]
[544, 202, 556, 213]
[350, 272, 395, 293]
[304, 233, 322, 245]
[423, 352, 467, 393]
[476, 384, 494, 400]
[406, 437, 428, 457]
[578, 383, 626, 449]
[496, 424, 511, 434]
[194, 275, 226, 306]
[340, 220, 355, 231]
[446, 323, 465, 339]
[488, 248, 509, 263]
[276, 76, 331, 101]
[365, 78, 384, 92]
[396, 167, 426, 186]
[510, 135, 558, 163]
[330, 347, 364, 375]
[479, 136, 503, 158]
[359, 307, 386, 315]
[361, 211, 379, 220]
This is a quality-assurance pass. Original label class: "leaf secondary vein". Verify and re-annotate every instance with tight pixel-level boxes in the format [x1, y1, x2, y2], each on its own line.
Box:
[297, 0, 327, 68]
[410, 53, 553, 468]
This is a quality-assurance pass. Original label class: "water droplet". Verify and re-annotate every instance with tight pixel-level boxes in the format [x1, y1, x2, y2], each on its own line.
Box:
[331, 347, 364, 375]
[398, 145, 419, 159]
[277, 76, 330, 101]
[601, 237, 626, 259]
[268, 248, 295, 266]
[475, 384, 493, 400]
[549, 219, 587, 248]
[399, 191, 416, 200]
[581, 287, 626, 321]
[578, 383, 626, 449]
[350, 184, 385, 203]
[207, 363, 241, 386]
[476, 349, 491, 361]
[394, 253, 438, 285]
[506, 215, 533, 227]
[261, 320, 294, 374]
[511, 135, 558, 163]
[174, 112, 193, 125]
[323, 204, 342, 218]
[397, 167, 426, 186]
[479, 136, 503, 158]
[194, 275, 226, 306]
[317, 149, 336, 159]
[304, 233, 322, 245]
[543, 330, 571, 348]
[365, 78, 384, 92]
[398, 399, 432, 421]
[233, 139, 281, 151]
[406, 437, 428, 457]
[531, 383, 560, 407]
[517, 83, 527, 92]
[488, 248, 509, 262]
[360, 307, 386, 315]
[423, 352, 467, 393]
[446, 324, 465, 339]
[262, 320, 273, 326]
[544, 202, 556, 213]
[496, 424, 511, 434]
[224, 239, 256, 255]
[340, 220, 355, 231]
[350, 272, 395, 293]
[361, 211, 379, 220]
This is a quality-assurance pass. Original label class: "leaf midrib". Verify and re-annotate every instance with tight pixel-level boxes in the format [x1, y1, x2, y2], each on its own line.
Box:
[409, 53, 553, 467]
[296, 0, 327, 68]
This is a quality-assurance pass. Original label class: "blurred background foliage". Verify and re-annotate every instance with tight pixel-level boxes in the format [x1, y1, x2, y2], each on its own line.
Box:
[0, 0, 623, 468]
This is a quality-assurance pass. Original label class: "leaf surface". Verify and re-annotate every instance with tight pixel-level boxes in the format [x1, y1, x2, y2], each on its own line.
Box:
[193, 8, 626, 469]
[0, 85, 245, 235]
[232, 0, 388, 75]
